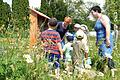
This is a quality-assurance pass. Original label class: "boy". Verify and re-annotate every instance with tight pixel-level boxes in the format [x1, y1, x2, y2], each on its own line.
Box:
[72, 24, 91, 71]
[62, 34, 74, 74]
[40, 18, 63, 79]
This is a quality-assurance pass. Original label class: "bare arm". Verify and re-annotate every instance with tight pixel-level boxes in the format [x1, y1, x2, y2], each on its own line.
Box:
[57, 42, 63, 58]
[100, 15, 110, 46]
[83, 33, 89, 59]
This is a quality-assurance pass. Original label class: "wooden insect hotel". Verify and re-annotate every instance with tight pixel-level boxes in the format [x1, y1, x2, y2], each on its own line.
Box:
[29, 8, 50, 47]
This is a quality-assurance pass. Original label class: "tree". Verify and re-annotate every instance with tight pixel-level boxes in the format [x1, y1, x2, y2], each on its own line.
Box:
[0, 0, 11, 34]
[65, 0, 84, 19]
[65, 0, 97, 30]
[37, 0, 98, 30]
[39, 0, 52, 17]
[50, 0, 68, 21]
[37, 0, 68, 21]
[82, 1, 99, 30]
[12, 0, 29, 30]
[105, 0, 120, 26]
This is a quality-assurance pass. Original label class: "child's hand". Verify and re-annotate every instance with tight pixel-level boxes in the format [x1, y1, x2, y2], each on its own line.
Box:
[84, 58, 87, 64]
[61, 54, 63, 59]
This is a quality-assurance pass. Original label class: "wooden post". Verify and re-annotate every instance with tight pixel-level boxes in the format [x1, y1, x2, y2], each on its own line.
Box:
[29, 11, 39, 48]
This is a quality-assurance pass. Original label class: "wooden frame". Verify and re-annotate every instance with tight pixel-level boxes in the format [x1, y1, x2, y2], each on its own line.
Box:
[29, 8, 50, 47]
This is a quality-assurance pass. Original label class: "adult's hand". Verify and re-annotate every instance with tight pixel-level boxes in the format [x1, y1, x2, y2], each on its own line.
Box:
[106, 39, 110, 47]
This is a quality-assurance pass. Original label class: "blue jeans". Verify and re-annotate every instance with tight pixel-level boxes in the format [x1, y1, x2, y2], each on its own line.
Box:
[46, 53, 60, 69]
[98, 34, 113, 58]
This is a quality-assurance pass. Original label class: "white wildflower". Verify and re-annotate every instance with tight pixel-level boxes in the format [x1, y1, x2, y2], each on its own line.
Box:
[26, 58, 33, 63]
[97, 72, 104, 77]
[23, 54, 33, 63]
[23, 54, 31, 59]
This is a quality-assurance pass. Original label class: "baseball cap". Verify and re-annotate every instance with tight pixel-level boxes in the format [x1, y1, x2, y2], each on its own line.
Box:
[80, 24, 88, 31]
[74, 23, 81, 28]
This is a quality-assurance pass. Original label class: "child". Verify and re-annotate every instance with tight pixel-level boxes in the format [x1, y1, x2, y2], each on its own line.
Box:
[40, 18, 63, 79]
[72, 24, 91, 70]
[62, 34, 74, 74]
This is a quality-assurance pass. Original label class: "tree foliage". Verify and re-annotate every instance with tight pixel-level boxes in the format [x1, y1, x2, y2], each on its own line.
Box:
[37, 0, 98, 30]
[0, 0, 11, 32]
[105, 0, 120, 25]
[12, 0, 29, 30]
[66, 0, 97, 30]
[37, 0, 68, 21]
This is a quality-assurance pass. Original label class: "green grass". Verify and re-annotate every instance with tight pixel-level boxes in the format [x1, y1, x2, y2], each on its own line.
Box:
[0, 36, 120, 80]
[89, 36, 120, 80]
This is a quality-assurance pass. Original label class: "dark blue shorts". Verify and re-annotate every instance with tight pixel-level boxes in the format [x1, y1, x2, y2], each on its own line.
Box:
[46, 53, 61, 68]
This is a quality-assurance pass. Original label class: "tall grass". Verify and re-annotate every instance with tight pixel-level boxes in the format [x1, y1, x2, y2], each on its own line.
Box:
[0, 30, 120, 80]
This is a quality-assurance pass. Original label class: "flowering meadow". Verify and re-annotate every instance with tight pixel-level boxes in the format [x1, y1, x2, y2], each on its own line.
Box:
[0, 35, 120, 80]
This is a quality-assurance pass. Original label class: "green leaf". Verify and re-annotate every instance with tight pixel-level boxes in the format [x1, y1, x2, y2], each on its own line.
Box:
[0, 65, 4, 74]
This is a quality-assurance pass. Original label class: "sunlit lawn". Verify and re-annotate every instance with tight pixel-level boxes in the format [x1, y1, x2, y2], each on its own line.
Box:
[0, 36, 120, 80]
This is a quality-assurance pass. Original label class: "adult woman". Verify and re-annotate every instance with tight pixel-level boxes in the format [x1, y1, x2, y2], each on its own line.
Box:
[89, 6, 115, 71]
[56, 16, 72, 47]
